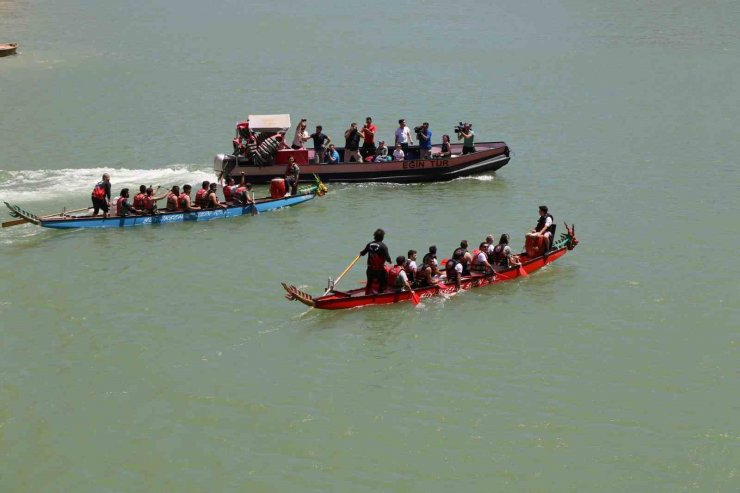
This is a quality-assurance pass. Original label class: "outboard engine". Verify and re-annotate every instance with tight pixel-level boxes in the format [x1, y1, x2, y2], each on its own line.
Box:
[213, 153, 235, 179]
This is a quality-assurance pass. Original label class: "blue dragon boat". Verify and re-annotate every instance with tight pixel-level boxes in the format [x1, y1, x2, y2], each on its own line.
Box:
[3, 180, 327, 230]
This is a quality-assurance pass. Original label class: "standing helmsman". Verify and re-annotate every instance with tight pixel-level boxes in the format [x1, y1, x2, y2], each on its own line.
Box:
[91, 173, 112, 217]
[360, 228, 392, 295]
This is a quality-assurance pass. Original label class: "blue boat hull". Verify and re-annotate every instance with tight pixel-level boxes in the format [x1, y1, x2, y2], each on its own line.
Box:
[38, 193, 316, 229]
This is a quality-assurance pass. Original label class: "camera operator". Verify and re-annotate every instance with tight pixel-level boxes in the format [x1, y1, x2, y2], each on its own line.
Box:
[415, 122, 432, 160]
[456, 122, 475, 155]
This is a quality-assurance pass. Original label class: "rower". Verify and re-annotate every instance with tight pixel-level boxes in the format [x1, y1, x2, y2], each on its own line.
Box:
[414, 253, 439, 287]
[422, 245, 439, 276]
[404, 250, 417, 285]
[456, 240, 473, 276]
[360, 228, 392, 295]
[166, 185, 180, 211]
[91, 173, 111, 218]
[444, 250, 464, 291]
[143, 186, 167, 214]
[205, 182, 227, 209]
[387, 255, 414, 293]
[471, 242, 494, 275]
[490, 234, 521, 272]
[530, 205, 555, 251]
[223, 177, 235, 203]
[132, 185, 147, 210]
[115, 188, 141, 217]
[195, 181, 210, 208]
[179, 184, 200, 211]
[231, 173, 254, 206]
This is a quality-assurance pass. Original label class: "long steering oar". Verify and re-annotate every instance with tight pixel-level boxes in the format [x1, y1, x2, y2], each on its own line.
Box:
[323, 255, 361, 296]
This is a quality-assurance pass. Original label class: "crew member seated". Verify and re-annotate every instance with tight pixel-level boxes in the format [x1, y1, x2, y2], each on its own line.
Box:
[529, 205, 556, 251]
[115, 188, 141, 217]
[204, 182, 227, 209]
[386, 255, 414, 293]
[444, 250, 464, 291]
[414, 254, 439, 287]
[470, 242, 494, 274]
[490, 234, 521, 272]
[166, 185, 181, 211]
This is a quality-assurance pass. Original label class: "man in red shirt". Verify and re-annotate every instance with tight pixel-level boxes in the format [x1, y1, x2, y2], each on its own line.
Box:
[361, 116, 377, 158]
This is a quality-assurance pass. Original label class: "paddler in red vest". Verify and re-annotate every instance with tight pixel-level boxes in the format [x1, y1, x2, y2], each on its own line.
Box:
[132, 185, 147, 210]
[387, 255, 414, 293]
[222, 177, 235, 203]
[142, 186, 167, 214]
[166, 185, 181, 211]
[194, 181, 210, 208]
[115, 188, 142, 217]
[490, 234, 521, 272]
[204, 182, 227, 209]
[470, 242, 494, 275]
[231, 172, 255, 206]
[91, 173, 111, 217]
[360, 228, 392, 295]
[178, 184, 200, 211]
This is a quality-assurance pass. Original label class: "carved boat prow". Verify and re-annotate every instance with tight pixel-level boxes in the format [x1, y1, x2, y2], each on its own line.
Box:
[281, 283, 315, 307]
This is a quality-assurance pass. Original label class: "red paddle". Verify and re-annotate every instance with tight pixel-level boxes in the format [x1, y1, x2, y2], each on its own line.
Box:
[409, 289, 420, 305]
[517, 264, 528, 277]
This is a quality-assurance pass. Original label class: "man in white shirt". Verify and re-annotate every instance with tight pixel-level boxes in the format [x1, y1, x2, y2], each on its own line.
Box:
[394, 118, 414, 150]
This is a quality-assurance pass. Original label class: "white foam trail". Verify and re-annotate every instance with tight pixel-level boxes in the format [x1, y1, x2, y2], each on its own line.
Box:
[0, 165, 216, 202]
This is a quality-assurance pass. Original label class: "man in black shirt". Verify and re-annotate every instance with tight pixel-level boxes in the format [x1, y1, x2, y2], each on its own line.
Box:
[360, 228, 392, 295]
[309, 125, 331, 163]
[344, 123, 363, 163]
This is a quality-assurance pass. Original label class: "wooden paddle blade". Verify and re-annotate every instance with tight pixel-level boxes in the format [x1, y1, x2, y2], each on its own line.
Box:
[2, 218, 29, 228]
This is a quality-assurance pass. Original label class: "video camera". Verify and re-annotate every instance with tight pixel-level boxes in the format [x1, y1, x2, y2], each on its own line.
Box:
[454, 122, 472, 133]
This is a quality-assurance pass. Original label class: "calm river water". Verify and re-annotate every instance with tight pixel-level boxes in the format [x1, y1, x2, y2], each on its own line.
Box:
[1, 0, 738, 491]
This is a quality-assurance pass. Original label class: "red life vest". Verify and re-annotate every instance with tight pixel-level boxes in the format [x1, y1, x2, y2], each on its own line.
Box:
[178, 193, 189, 209]
[491, 244, 508, 265]
[368, 249, 386, 271]
[142, 195, 154, 211]
[195, 188, 208, 207]
[166, 192, 179, 211]
[445, 259, 460, 280]
[133, 193, 146, 209]
[223, 185, 233, 202]
[387, 265, 404, 290]
[91, 181, 107, 199]
[115, 196, 127, 216]
[403, 260, 415, 283]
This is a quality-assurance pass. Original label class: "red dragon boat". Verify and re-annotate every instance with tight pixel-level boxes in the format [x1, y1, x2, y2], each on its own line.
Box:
[282, 224, 578, 310]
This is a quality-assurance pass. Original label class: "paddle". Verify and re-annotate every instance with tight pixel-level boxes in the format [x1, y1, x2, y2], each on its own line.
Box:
[1, 218, 28, 228]
[517, 263, 528, 277]
[323, 255, 361, 296]
[409, 288, 420, 305]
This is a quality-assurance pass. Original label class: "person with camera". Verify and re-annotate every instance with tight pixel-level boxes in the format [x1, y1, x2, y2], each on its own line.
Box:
[343, 122, 363, 163]
[360, 116, 377, 157]
[394, 119, 414, 151]
[416, 122, 432, 160]
[456, 122, 475, 155]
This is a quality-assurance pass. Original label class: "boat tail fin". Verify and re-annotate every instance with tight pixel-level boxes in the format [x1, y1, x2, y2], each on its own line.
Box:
[281, 282, 315, 307]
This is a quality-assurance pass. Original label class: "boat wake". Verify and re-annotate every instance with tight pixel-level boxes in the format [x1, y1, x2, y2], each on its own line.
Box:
[0, 165, 215, 202]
